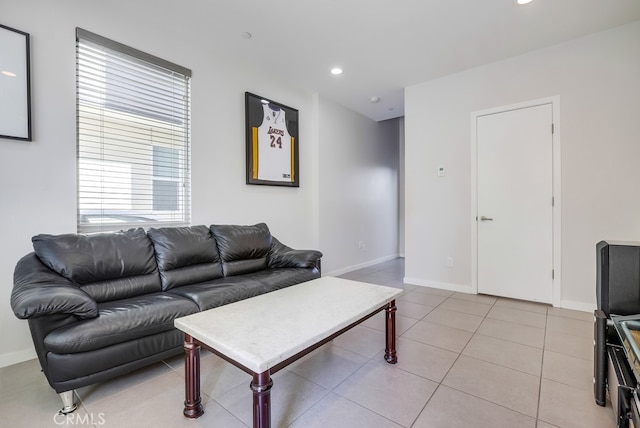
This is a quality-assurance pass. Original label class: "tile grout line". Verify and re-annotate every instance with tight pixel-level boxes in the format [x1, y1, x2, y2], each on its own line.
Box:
[535, 307, 549, 427]
[407, 292, 500, 427]
[338, 261, 610, 427]
[408, 293, 544, 425]
[406, 292, 468, 427]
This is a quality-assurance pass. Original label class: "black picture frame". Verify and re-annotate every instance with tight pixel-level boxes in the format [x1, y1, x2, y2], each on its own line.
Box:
[0, 23, 31, 141]
[245, 92, 299, 187]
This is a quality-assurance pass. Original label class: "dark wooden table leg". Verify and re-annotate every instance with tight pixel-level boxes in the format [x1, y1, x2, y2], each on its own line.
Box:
[251, 370, 273, 428]
[384, 300, 398, 364]
[183, 334, 204, 418]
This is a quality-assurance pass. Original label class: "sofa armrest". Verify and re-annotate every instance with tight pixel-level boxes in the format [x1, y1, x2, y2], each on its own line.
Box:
[11, 253, 98, 320]
[268, 237, 323, 270]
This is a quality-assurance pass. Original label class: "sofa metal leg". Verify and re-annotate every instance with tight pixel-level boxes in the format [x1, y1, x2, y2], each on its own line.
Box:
[58, 390, 78, 414]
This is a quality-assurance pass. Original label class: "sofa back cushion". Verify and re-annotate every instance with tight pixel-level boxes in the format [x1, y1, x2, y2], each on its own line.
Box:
[32, 228, 160, 302]
[147, 225, 223, 291]
[210, 223, 272, 276]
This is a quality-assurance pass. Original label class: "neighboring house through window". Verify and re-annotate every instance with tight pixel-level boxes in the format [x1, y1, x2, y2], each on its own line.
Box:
[76, 28, 191, 233]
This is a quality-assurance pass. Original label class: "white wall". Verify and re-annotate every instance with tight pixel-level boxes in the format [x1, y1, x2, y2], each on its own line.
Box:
[398, 117, 406, 257]
[405, 20, 640, 310]
[1, 0, 402, 367]
[0, 0, 319, 367]
[318, 97, 400, 274]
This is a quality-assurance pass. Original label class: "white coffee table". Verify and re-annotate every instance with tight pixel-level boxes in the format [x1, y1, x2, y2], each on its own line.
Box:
[174, 276, 403, 428]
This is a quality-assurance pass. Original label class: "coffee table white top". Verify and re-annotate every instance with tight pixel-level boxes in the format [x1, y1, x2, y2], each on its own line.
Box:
[174, 276, 403, 373]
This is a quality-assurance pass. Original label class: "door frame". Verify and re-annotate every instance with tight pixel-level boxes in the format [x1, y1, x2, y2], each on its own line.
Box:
[470, 96, 561, 307]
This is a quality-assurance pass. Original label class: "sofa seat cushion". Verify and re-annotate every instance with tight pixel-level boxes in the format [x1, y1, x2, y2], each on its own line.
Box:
[242, 268, 321, 291]
[44, 293, 198, 354]
[168, 268, 320, 311]
[167, 276, 268, 311]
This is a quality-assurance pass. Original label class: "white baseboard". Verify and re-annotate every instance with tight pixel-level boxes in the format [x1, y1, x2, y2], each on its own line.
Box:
[0, 347, 36, 368]
[324, 254, 400, 277]
[402, 276, 596, 313]
[558, 299, 596, 313]
[404, 277, 473, 294]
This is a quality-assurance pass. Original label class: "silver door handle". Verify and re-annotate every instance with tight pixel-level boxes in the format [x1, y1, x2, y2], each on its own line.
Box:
[480, 216, 493, 221]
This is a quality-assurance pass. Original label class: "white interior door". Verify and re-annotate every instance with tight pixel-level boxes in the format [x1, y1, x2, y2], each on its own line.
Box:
[476, 103, 553, 303]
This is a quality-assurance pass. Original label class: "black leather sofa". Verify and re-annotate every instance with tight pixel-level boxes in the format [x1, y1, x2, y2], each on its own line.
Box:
[10, 223, 322, 413]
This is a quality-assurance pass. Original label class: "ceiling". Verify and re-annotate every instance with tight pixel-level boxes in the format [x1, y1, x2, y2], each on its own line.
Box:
[120, 0, 640, 122]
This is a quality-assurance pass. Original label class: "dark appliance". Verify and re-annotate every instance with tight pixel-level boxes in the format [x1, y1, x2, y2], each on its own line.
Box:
[594, 240, 640, 427]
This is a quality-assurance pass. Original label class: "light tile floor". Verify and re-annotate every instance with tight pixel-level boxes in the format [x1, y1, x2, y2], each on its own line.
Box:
[0, 258, 615, 427]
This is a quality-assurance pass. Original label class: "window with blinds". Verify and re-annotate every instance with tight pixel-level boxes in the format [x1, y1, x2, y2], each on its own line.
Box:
[76, 28, 191, 233]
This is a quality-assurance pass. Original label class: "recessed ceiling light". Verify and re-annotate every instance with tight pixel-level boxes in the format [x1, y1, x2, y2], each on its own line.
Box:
[369, 96, 380, 103]
[1, 70, 16, 77]
[515, 0, 534, 4]
[330, 67, 343, 75]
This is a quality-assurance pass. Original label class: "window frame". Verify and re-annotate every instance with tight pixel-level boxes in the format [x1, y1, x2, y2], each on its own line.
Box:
[76, 28, 192, 233]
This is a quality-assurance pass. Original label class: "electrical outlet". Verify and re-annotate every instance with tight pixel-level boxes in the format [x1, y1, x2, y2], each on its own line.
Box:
[446, 257, 453, 267]
[358, 241, 366, 251]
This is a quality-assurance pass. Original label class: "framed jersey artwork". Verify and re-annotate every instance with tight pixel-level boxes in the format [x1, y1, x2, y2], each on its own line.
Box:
[245, 92, 299, 187]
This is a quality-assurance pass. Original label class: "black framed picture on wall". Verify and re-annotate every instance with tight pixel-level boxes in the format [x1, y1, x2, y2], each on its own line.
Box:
[0, 23, 31, 141]
[245, 92, 299, 187]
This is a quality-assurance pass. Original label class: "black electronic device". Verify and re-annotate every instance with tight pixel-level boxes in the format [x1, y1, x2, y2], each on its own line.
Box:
[594, 240, 640, 422]
[597, 240, 640, 316]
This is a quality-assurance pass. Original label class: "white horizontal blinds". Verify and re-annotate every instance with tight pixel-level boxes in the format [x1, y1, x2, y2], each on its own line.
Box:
[76, 29, 191, 233]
